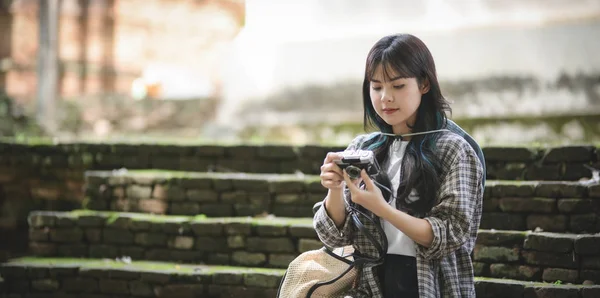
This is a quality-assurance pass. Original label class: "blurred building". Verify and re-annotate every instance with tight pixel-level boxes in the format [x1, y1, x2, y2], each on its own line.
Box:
[0, 0, 244, 103]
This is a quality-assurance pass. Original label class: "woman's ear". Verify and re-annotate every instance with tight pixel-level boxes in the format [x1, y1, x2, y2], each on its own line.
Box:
[420, 78, 431, 94]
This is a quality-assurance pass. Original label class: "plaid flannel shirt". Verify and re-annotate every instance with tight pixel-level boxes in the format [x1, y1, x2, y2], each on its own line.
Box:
[314, 131, 484, 298]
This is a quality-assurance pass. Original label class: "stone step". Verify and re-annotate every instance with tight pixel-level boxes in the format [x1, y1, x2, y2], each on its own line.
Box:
[26, 210, 600, 284]
[85, 170, 600, 220]
[0, 257, 285, 297]
[1, 257, 599, 298]
[28, 210, 317, 269]
[474, 230, 600, 284]
[2, 141, 598, 180]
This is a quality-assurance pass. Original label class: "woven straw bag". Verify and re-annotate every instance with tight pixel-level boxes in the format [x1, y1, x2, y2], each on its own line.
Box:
[277, 246, 356, 298]
[277, 208, 386, 298]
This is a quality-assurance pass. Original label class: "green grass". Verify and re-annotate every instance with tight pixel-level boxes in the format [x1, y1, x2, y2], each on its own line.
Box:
[3, 257, 286, 275]
[58, 209, 314, 227]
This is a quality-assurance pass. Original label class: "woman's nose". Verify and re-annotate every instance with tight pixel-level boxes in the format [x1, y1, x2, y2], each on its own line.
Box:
[381, 89, 393, 102]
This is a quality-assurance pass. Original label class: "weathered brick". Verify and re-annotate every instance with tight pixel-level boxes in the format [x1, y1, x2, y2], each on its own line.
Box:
[232, 178, 270, 192]
[130, 280, 154, 297]
[536, 182, 587, 198]
[582, 256, 600, 270]
[570, 214, 598, 233]
[480, 213, 526, 230]
[57, 244, 88, 257]
[135, 232, 167, 247]
[476, 230, 527, 247]
[187, 189, 219, 202]
[29, 242, 57, 256]
[542, 268, 579, 283]
[543, 146, 595, 163]
[489, 264, 541, 281]
[155, 284, 205, 298]
[120, 246, 145, 259]
[270, 180, 305, 193]
[255, 225, 287, 237]
[558, 199, 599, 213]
[223, 222, 252, 235]
[140, 271, 171, 284]
[99, 279, 130, 294]
[247, 237, 296, 253]
[298, 239, 322, 252]
[523, 233, 576, 253]
[289, 224, 317, 238]
[575, 235, 600, 255]
[28, 212, 56, 228]
[31, 279, 60, 292]
[243, 271, 282, 288]
[526, 164, 561, 180]
[483, 147, 537, 162]
[589, 184, 600, 198]
[168, 236, 195, 250]
[137, 199, 168, 214]
[50, 228, 84, 243]
[199, 203, 233, 217]
[498, 198, 556, 213]
[475, 279, 525, 298]
[127, 185, 152, 199]
[258, 145, 298, 160]
[62, 277, 98, 293]
[103, 228, 134, 244]
[190, 221, 224, 236]
[170, 202, 201, 215]
[231, 251, 266, 266]
[213, 271, 244, 285]
[153, 184, 186, 201]
[522, 251, 579, 269]
[492, 182, 537, 197]
[526, 215, 567, 232]
[269, 254, 297, 268]
[195, 237, 228, 252]
[89, 244, 119, 258]
[473, 246, 520, 263]
[29, 228, 50, 241]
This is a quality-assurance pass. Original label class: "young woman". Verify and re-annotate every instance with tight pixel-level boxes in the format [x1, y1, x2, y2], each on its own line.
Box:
[314, 34, 485, 298]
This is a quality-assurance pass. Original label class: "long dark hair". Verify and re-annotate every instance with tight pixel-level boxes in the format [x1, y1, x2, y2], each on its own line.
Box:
[360, 34, 451, 215]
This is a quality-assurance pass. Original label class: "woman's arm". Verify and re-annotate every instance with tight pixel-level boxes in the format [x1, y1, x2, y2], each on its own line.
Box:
[313, 188, 354, 248]
[378, 206, 434, 247]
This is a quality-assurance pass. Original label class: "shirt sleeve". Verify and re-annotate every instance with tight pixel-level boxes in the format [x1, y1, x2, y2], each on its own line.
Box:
[312, 134, 370, 248]
[417, 144, 483, 260]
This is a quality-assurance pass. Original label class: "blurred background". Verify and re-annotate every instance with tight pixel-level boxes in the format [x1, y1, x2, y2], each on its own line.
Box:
[1, 0, 599, 145]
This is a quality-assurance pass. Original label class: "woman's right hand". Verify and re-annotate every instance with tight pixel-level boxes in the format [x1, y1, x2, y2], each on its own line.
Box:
[320, 152, 345, 190]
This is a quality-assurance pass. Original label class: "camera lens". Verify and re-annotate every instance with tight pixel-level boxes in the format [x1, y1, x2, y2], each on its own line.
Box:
[346, 166, 361, 179]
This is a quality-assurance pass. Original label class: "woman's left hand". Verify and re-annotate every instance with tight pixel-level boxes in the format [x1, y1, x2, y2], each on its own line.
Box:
[343, 169, 390, 217]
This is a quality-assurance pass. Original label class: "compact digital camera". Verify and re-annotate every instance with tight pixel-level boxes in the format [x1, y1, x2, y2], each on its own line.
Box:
[334, 150, 382, 180]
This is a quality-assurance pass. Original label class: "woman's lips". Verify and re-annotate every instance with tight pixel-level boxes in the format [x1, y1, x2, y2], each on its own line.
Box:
[383, 108, 398, 114]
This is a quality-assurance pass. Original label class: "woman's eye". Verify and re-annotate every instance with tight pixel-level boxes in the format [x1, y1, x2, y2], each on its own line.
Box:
[372, 86, 382, 91]
[393, 84, 405, 89]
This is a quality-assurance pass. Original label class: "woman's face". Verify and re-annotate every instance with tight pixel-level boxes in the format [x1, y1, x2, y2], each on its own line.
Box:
[369, 64, 428, 135]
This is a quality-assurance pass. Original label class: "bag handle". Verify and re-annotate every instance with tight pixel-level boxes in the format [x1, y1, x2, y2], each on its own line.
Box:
[349, 206, 387, 266]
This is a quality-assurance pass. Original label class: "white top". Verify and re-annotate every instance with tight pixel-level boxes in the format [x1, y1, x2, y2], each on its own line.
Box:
[382, 139, 417, 256]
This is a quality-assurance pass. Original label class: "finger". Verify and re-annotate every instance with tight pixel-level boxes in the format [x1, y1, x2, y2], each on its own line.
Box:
[343, 171, 360, 193]
[360, 169, 376, 190]
[322, 163, 343, 176]
[324, 152, 343, 164]
[320, 171, 342, 180]
[322, 179, 343, 189]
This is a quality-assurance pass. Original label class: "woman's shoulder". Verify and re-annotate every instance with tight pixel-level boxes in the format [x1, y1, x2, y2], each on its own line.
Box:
[435, 130, 479, 162]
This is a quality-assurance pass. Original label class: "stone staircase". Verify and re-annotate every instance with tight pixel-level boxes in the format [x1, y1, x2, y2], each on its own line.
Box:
[1, 143, 600, 297]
